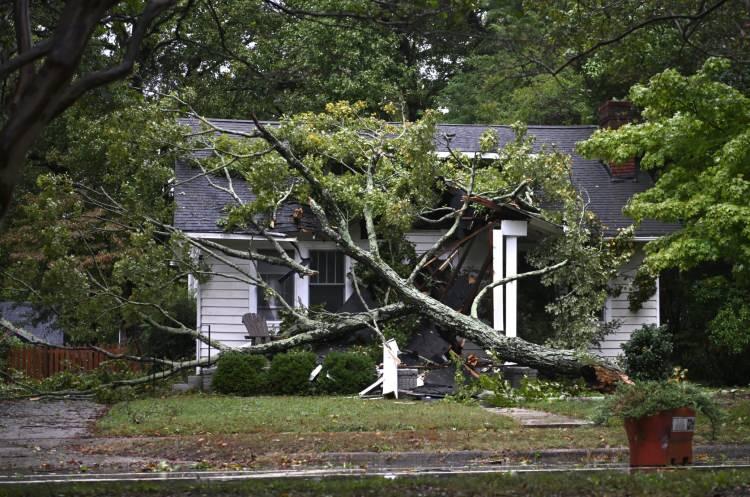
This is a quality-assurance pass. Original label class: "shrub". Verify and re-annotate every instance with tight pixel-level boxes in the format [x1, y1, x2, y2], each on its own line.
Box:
[212, 352, 267, 396]
[595, 381, 723, 438]
[266, 351, 317, 395]
[621, 324, 673, 380]
[318, 351, 376, 394]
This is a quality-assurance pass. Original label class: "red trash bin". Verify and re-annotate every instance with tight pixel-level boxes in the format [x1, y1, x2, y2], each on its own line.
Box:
[624, 407, 697, 467]
[667, 407, 696, 465]
[624, 411, 672, 466]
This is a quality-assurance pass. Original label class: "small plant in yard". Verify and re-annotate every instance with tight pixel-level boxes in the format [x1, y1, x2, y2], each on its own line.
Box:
[621, 324, 674, 380]
[516, 376, 591, 401]
[212, 352, 268, 396]
[446, 361, 513, 406]
[317, 351, 376, 394]
[447, 352, 592, 407]
[266, 350, 317, 395]
[594, 381, 724, 437]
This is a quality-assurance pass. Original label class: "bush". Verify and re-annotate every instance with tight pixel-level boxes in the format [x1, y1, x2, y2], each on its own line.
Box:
[595, 381, 723, 438]
[318, 351, 376, 394]
[621, 324, 673, 380]
[266, 351, 317, 395]
[212, 352, 267, 396]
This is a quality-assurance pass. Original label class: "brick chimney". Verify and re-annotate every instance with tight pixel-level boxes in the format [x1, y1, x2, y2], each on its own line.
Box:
[598, 100, 638, 179]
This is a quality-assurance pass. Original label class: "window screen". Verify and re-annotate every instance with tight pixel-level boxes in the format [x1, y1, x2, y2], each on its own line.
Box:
[309, 250, 345, 312]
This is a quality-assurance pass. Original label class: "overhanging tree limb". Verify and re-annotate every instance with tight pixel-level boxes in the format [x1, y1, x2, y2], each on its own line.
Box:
[249, 118, 623, 378]
[0, 0, 179, 220]
[551, 0, 730, 75]
[470, 260, 569, 319]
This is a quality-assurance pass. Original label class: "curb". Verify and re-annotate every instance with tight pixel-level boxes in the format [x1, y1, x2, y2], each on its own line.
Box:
[287, 444, 750, 469]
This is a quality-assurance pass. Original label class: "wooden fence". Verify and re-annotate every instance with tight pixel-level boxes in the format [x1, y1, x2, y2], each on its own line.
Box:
[5, 345, 136, 379]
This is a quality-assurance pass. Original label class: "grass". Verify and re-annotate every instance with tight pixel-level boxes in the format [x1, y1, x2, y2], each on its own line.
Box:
[5, 469, 750, 496]
[91, 392, 750, 464]
[524, 395, 750, 445]
[93, 394, 626, 461]
[98, 395, 517, 436]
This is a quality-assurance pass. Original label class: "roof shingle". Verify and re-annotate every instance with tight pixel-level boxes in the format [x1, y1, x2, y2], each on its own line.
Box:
[174, 119, 679, 237]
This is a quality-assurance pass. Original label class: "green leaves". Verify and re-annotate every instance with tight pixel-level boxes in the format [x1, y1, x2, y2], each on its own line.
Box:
[0, 88, 193, 346]
[580, 59, 750, 353]
[581, 60, 750, 277]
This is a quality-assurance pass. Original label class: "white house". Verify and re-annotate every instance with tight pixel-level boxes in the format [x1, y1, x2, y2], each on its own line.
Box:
[174, 110, 678, 364]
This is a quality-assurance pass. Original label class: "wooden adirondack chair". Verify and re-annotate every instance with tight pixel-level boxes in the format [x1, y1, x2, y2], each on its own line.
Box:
[242, 313, 271, 345]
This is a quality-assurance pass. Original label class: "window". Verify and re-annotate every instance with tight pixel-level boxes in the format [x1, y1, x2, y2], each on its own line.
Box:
[256, 251, 294, 321]
[309, 250, 346, 312]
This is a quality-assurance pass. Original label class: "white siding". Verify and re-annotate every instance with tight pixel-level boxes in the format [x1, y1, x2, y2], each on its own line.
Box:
[406, 230, 445, 256]
[196, 256, 252, 360]
[591, 247, 660, 359]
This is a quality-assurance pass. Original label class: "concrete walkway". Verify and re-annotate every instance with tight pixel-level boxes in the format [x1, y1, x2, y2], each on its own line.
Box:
[484, 407, 593, 427]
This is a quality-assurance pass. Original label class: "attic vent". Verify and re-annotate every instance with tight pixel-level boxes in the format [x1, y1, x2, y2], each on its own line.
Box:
[598, 100, 638, 180]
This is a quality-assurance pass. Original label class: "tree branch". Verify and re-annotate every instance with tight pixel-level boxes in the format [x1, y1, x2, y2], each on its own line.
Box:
[0, 40, 52, 81]
[10, 0, 34, 107]
[51, 0, 177, 117]
[552, 0, 730, 75]
[408, 150, 477, 284]
[470, 260, 569, 319]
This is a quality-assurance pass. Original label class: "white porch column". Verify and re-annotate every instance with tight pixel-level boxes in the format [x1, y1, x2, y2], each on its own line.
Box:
[295, 245, 310, 308]
[498, 221, 528, 338]
[492, 228, 504, 331]
[344, 255, 354, 301]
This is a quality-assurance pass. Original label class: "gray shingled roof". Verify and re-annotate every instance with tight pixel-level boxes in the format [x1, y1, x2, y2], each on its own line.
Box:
[174, 159, 318, 234]
[174, 119, 679, 237]
[0, 302, 64, 345]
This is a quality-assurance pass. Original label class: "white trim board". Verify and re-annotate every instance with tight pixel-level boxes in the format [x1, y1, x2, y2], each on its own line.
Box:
[184, 232, 296, 241]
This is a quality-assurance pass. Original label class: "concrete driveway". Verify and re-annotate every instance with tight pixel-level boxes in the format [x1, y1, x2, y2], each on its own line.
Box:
[0, 399, 107, 472]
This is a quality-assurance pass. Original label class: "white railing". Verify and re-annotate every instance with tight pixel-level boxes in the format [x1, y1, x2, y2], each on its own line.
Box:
[266, 320, 282, 335]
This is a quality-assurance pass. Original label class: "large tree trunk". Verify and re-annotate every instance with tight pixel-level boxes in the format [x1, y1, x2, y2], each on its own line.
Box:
[252, 119, 624, 381]
[368, 252, 610, 377]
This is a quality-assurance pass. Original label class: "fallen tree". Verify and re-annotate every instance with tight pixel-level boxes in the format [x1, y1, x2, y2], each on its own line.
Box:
[1, 101, 632, 394]
[85, 101, 629, 383]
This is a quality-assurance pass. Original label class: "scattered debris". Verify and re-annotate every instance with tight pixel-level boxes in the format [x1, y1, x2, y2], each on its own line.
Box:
[308, 364, 323, 381]
[382, 339, 401, 398]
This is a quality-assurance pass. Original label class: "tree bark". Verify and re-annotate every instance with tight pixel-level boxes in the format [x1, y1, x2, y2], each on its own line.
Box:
[0, 0, 175, 220]
[252, 119, 622, 379]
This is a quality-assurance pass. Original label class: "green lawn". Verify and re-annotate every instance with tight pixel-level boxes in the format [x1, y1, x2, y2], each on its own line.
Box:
[92, 393, 750, 464]
[524, 394, 750, 445]
[98, 395, 517, 436]
[6, 469, 750, 497]
[94, 394, 625, 460]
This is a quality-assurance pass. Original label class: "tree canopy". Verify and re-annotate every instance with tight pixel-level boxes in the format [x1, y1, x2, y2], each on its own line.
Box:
[579, 58, 750, 353]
